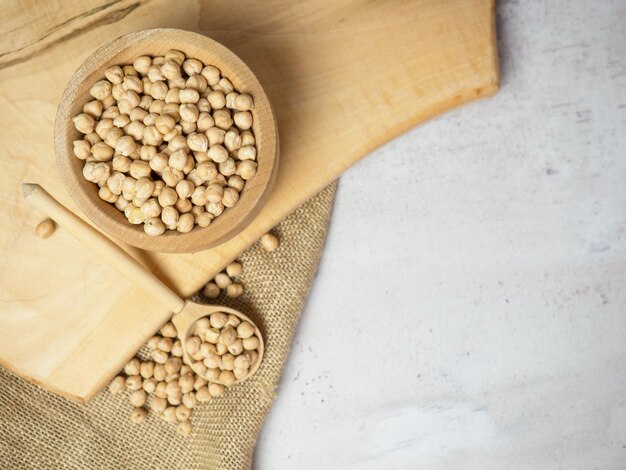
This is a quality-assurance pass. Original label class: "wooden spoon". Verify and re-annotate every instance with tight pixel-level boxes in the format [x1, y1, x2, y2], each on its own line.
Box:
[22, 183, 264, 386]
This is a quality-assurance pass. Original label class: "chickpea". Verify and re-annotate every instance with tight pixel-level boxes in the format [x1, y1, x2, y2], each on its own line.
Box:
[105, 66, 124, 84]
[234, 111, 253, 130]
[202, 282, 220, 298]
[240, 130, 255, 146]
[207, 144, 228, 163]
[243, 336, 260, 351]
[212, 109, 233, 130]
[228, 175, 245, 192]
[174, 197, 192, 214]
[161, 206, 179, 230]
[260, 232, 279, 252]
[218, 370, 236, 387]
[189, 210, 209, 228]
[201, 65, 221, 85]
[187, 133, 208, 152]
[237, 145, 257, 161]
[177, 213, 194, 233]
[180, 88, 200, 104]
[206, 127, 225, 146]
[235, 93, 254, 111]
[90, 80, 112, 100]
[158, 187, 178, 207]
[206, 201, 224, 217]
[144, 217, 165, 236]
[108, 375, 125, 394]
[73, 113, 95, 134]
[162, 60, 183, 82]
[162, 166, 184, 187]
[226, 283, 244, 299]
[199, 383, 221, 400]
[175, 179, 195, 199]
[207, 91, 225, 109]
[237, 160, 257, 180]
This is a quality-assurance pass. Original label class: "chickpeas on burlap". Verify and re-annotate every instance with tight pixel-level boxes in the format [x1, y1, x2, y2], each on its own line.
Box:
[0, 183, 336, 470]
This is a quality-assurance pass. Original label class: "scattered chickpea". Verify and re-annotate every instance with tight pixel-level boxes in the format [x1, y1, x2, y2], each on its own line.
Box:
[124, 358, 141, 376]
[140, 361, 155, 379]
[226, 283, 244, 299]
[165, 357, 182, 376]
[160, 322, 177, 338]
[126, 376, 143, 391]
[177, 420, 192, 436]
[196, 386, 211, 402]
[147, 336, 160, 349]
[130, 407, 148, 424]
[202, 282, 221, 299]
[162, 406, 177, 423]
[225, 261, 242, 278]
[151, 396, 167, 414]
[130, 389, 147, 407]
[108, 251, 261, 435]
[108, 375, 125, 394]
[175, 405, 192, 422]
[171, 340, 184, 357]
[218, 370, 236, 387]
[208, 383, 225, 397]
[182, 392, 197, 409]
[152, 348, 169, 364]
[143, 378, 157, 394]
[35, 219, 55, 239]
[214, 272, 232, 289]
[158, 337, 174, 353]
[260, 232, 279, 252]
[154, 379, 167, 396]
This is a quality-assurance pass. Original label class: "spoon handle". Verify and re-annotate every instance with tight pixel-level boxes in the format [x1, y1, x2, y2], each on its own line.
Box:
[22, 183, 185, 314]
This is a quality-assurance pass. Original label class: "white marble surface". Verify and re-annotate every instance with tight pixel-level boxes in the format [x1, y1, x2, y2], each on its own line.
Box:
[255, 2, 626, 468]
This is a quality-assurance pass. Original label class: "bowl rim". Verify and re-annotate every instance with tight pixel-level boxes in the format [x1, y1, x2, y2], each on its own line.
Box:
[55, 28, 278, 253]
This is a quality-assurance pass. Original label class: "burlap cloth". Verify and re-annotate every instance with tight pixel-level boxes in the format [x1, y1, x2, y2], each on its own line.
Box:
[0, 183, 336, 470]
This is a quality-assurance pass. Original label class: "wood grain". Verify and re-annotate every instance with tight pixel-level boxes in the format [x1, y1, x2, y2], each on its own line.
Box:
[56, 28, 279, 252]
[22, 183, 185, 313]
[0, 0, 498, 401]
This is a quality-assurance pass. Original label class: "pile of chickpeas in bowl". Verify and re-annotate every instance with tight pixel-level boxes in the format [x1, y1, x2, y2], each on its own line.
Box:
[71, 49, 258, 236]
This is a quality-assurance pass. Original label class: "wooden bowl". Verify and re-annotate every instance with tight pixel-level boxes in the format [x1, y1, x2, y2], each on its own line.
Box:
[55, 28, 278, 253]
[172, 303, 264, 386]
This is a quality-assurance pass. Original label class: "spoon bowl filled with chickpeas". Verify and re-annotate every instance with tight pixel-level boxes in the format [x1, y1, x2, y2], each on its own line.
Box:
[55, 28, 278, 253]
[172, 304, 264, 387]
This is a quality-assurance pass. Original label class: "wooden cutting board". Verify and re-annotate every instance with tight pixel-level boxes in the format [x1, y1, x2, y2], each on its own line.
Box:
[0, 0, 498, 402]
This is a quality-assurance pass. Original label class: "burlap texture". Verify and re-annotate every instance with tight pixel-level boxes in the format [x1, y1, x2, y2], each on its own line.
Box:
[0, 183, 336, 470]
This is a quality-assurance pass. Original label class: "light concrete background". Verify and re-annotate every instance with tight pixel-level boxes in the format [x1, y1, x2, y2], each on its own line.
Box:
[255, 1, 626, 468]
